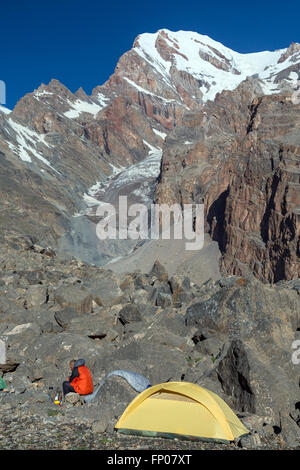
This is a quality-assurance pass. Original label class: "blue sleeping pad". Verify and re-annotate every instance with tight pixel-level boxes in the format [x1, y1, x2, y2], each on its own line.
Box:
[84, 369, 151, 403]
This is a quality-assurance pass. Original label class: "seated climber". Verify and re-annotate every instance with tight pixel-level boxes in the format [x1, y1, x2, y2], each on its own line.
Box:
[63, 358, 93, 396]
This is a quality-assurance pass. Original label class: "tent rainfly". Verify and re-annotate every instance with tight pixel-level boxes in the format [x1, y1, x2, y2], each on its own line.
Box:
[115, 382, 249, 442]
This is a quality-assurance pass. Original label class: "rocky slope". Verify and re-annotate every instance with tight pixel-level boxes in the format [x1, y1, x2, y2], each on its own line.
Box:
[0, 239, 300, 448]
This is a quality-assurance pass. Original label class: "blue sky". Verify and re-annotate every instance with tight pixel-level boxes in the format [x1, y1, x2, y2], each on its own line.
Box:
[1, 0, 299, 108]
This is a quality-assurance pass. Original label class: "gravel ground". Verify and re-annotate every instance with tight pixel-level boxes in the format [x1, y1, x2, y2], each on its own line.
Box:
[0, 410, 292, 451]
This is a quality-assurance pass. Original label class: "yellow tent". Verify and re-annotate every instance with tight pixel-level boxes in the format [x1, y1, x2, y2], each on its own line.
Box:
[115, 382, 249, 442]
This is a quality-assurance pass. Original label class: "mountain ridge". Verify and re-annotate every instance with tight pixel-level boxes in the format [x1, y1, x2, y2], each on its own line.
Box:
[0, 29, 299, 280]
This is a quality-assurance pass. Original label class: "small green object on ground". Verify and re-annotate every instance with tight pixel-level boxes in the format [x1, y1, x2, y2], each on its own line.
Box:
[0, 377, 7, 390]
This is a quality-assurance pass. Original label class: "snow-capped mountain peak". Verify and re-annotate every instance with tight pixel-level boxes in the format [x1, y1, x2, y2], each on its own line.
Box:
[132, 29, 299, 102]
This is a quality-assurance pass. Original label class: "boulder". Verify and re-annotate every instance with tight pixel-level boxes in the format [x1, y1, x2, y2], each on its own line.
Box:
[90, 375, 138, 419]
[214, 340, 255, 413]
[156, 292, 172, 308]
[149, 282, 172, 307]
[41, 321, 63, 334]
[149, 260, 168, 282]
[239, 413, 274, 432]
[133, 274, 151, 290]
[54, 308, 79, 329]
[83, 274, 124, 307]
[186, 278, 300, 430]
[119, 304, 142, 324]
[65, 392, 81, 405]
[131, 288, 150, 305]
[169, 275, 191, 307]
[92, 418, 109, 433]
[54, 286, 93, 314]
[24, 285, 48, 309]
[238, 432, 261, 449]
[279, 413, 300, 448]
[193, 335, 223, 359]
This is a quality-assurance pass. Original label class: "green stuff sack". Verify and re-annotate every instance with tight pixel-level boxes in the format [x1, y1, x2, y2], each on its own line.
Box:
[0, 377, 7, 390]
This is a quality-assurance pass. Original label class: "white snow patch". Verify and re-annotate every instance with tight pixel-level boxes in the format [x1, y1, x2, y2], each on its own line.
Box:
[288, 71, 299, 81]
[87, 164, 124, 197]
[109, 163, 125, 175]
[35, 90, 53, 97]
[87, 181, 104, 198]
[123, 77, 177, 103]
[7, 118, 59, 172]
[83, 193, 103, 206]
[0, 105, 11, 115]
[8, 141, 31, 162]
[153, 128, 167, 140]
[111, 150, 162, 190]
[74, 163, 125, 216]
[95, 92, 110, 107]
[64, 99, 104, 119]
[143, 139, 161, 155]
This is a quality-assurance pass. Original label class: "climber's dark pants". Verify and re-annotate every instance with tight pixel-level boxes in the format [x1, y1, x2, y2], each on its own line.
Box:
[63, 381, 75, 396]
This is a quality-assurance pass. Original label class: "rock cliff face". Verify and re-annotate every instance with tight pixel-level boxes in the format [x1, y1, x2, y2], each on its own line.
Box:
[155, 75, 300, 283]
[221, 93, 300, 282]
[0, 29, 299, 278]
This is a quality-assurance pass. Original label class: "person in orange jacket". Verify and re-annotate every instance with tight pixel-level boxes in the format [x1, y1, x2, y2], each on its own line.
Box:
[63, 358, 93, 396]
